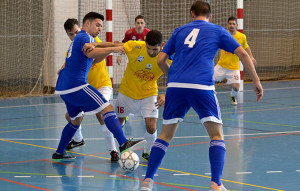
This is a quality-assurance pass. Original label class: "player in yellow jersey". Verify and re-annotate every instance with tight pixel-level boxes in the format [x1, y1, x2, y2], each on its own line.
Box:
[214, 16, 256, 105]
[59, 18, 119, 162]
[115, 30, 171, 161]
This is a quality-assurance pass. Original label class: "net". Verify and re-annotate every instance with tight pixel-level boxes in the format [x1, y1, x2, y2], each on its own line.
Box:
[0, 0, 52, 98]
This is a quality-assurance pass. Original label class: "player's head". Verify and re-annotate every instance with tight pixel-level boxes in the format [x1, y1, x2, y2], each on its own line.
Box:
[145, 30, 163, 57]
[82, 12, 104, 37]
[227, 16, 238, 33]
[190, 1, 211, 20]
[64, 18, 81, 41]
[134, 15, 146, 34]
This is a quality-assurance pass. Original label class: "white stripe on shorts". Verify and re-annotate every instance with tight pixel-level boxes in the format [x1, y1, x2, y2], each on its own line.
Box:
[83, 86, 104, 106]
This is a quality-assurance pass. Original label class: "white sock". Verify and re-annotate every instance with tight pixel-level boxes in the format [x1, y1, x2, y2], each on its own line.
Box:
[144, 130, 157, 153]
[101, 124, 117, 151]
[73, 125, 83, 142]
[231, 89, 239, 97]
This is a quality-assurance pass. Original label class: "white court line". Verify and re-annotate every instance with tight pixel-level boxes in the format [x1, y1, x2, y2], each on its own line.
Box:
[204, 173, 211, 175]
[217, 86, 300, 94]
[266, 171, 282, 173]
[109, 175, 117, 178]
[236, 172, 253, 175]
[14, 176, 31, 178]
[46, 176, 62, 178]
[173, 174, 190, 176]
[142, 174, 158, 177]
[0, 103, 64, 109]
[77, 176, 94, 178]
[296, 170, 300, 172]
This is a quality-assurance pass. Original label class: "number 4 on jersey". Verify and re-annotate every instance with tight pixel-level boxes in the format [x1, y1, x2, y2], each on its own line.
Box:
[184, 29, 200, 48]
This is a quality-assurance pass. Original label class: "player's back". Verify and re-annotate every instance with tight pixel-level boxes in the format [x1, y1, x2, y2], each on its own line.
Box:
[165, 20, 239, 86]
[56, 30, 95, 92]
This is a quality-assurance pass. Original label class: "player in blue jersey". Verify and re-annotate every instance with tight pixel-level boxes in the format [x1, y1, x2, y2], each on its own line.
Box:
[140, 1, 263, 191]
[53, 12, 145, 161]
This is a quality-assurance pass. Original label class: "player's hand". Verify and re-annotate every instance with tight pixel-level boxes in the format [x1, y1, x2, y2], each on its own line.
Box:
[113, 46, 125, 54]
[253, 81, 263, 102]
[83, 43, 95, 54]
[114, 40, 123, 45]
[155, 94, 165, 109]
[252, 58, 257, 66]
[116, 56, 122, 65]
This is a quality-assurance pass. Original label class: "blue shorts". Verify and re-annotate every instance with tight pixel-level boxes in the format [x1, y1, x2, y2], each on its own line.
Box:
[162, 87, 222, 124]
[60, 85, 110, 120]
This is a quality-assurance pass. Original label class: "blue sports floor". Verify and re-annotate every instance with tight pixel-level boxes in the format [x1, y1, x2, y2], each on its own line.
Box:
[0, 80, 299, 191]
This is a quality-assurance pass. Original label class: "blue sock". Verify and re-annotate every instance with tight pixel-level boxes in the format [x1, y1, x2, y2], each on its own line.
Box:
[145, 138, 169, 180]
[103, 111, 127, 146]
[209, 140, 226, 186]
[56, 122, 79, 154]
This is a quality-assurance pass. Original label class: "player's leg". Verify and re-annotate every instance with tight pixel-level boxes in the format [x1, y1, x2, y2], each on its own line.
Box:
[65, 112, 85, 150]
[141, 96, 159, 161]
[226, 69, 240, 105]
[53, 100, 84, 161]
[213, 64, 226, 82]
[191, 89, 227, 190]
[141, 88, 190, 190]
[115, 92, 131, 128]
[97, 87, 119, 162]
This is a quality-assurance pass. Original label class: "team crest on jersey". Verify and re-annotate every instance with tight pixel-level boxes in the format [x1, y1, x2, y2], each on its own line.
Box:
[134, 70, 154, 81]
[135, 45, 141, 49]
[145, 63, 152, 70]
[132, 36, 136, 40]
[138, 55, 144, 62]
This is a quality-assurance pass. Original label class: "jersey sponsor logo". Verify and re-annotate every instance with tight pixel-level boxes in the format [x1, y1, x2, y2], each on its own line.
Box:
[132, 36, 136, 40]
[134, 70, 154, 81]
[138, 55, 144, 62]
[135, 45, 141, 49]
[145, 63, 152, 70]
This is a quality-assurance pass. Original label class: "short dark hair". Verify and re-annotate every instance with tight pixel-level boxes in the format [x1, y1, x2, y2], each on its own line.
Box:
[83, 12, 104, 24]
[64, 18, 78, 31]
[228, 16, 237, 23]
[190, 1, 211, 18]
[145, 30, 162, 46]
[135, 15, 145, 22]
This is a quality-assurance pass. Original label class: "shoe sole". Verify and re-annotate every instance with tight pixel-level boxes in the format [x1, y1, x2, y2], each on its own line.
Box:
[52, 157, 76, 162]
[141, 156, 149, 162]
[121, 140, 146, 153]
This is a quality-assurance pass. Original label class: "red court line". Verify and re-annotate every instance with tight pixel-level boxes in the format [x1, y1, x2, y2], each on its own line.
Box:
[44, 160, 198, 191]
[0, 177, 53, 191]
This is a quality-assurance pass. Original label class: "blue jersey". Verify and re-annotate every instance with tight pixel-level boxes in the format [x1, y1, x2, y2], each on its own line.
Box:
[55, 30, 95, 94]
[162, 20, 240, 87]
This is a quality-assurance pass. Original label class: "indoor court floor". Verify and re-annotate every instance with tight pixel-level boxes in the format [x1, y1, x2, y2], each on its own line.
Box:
[0, 80, 299, 191]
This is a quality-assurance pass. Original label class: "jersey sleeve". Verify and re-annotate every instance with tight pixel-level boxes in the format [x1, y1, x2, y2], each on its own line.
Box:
[79, 34, 95, 51]
[122, 30, 129, 42]
[241, 34, 249, 50]
[124, 40, 136, 53]
[162, 32, 176, 56]
[219, 28, 241, 54]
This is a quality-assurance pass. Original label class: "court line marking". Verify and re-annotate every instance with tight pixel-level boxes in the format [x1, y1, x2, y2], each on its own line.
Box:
[174, 174, 190, 176]
[0, 177, 53, 191]
[139, 166, 284, 191]
[236, 172, 253, 175]
[14, 176, 31, 178]
[266, 171, 282, 173]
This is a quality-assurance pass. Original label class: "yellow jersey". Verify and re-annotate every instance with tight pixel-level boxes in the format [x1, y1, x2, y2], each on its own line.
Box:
[119, 41, 171, 100]
[217, 31, 249, 70]
[87, 36, 112, 89]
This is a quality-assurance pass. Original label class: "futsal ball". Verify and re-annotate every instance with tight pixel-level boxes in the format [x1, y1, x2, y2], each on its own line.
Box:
[118, 151, 140, 171]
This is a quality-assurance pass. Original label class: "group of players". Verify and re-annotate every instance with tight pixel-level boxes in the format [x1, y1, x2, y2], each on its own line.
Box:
[53, 1, 263, 191]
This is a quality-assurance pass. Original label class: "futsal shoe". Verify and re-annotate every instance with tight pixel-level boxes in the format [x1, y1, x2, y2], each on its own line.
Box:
[110, 150, 119, 163]
[140, 178, 153, 191]
[66, 139, 85, 150]
[119, 139, 146, 153]
[230, 95, 238, 105]
[121, 116, 129, 128]
[142, 152, 150, 162]
[52, 152, 76, 161]
[209, 182, 228, 191]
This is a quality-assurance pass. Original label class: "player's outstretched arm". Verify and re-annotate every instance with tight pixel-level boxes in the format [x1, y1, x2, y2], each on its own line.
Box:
[83, 44, 125, 63]
[234, 46, 263, 102]
[157, 52, 170, 75]
[90, 41, 123, 48]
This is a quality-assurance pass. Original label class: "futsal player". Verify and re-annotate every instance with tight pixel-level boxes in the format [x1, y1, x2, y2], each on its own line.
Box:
[214, 16, 256, 105]
[140, 1, 263, 191]
[115, 30, 171, 162]
[53, 12, 145, 161]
